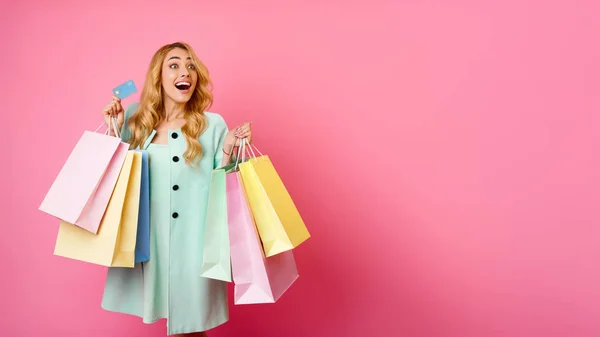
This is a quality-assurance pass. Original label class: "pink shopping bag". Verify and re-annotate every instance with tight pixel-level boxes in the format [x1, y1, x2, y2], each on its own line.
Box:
[39, 119, 129, 234]
[226, 171, 299, 304]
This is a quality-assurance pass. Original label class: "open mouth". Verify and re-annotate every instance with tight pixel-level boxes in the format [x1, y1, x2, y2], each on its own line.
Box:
[175, 81, 192, 92]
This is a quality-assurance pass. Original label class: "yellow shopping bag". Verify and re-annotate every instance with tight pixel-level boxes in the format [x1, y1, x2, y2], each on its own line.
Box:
[53, 151, 142, 268]
[238, 141, 310, 257]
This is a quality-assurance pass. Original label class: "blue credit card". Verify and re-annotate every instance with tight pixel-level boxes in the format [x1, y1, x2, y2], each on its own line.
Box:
[112, 80, 137, 99]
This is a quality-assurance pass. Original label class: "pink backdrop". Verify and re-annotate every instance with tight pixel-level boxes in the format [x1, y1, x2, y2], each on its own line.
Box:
[2, 0, 600, 336]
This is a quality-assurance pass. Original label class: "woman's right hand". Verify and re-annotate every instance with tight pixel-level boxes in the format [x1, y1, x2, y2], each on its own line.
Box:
[102, 96, 124, 135]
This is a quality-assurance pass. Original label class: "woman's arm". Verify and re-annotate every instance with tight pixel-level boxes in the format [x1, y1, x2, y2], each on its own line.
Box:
[214, 114, 232, 169]
[221, 147, 234, 167]
[215, 116, 251, 169]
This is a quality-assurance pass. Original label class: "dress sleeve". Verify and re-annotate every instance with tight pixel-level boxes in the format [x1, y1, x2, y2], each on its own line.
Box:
[213, 113, 229, 169]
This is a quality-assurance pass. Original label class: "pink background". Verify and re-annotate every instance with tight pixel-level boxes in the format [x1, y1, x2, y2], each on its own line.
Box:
[2, 0, 600, 336]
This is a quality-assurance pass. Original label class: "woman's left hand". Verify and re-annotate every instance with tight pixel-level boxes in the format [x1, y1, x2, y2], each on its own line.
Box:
[224, 121, 252, 154]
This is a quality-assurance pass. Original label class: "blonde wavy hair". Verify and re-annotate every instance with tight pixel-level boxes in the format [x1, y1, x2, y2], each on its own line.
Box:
[127, 41, 214, 166]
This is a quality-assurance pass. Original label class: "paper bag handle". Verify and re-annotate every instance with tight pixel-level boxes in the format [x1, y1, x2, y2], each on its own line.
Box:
[94, 116, 121, 138]
[232, 138, 265, 170]
[244, 140, 263, 159]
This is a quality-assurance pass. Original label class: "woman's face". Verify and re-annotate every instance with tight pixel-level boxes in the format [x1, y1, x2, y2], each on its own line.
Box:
[161, 47, 198, 106]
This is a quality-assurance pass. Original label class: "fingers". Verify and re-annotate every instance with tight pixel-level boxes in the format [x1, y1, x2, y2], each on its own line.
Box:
[102, 104, 113, 116]
[235, 131, 251, 139]
[227, 138, 241, 151]
[115, 99, 123, 114]
[234, 122, 252, 139]
[103, 97, 124, 117]
[112, 96, 123, 114]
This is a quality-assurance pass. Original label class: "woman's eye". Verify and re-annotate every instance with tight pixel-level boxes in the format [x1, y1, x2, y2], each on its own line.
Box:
[170, 64, 178, 69]
[188, 64, 195, 70]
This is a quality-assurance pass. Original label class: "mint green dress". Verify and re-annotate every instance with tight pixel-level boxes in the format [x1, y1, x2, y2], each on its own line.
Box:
[100, 103, 230, 335]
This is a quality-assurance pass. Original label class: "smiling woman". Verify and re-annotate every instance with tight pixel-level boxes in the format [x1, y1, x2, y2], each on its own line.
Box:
[127, 43, 219, 164]
[99, 42, 253, 337]
[165, 51, 199, 100]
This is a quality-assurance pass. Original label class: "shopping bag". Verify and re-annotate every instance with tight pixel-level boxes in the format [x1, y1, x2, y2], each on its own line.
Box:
[238, 141, 310, 257]
[54, 151, 142, 268]
[227, 171, 299, 304]
[111, 150, 142, 267]
[39, 119, 128, 234]
[134, 150, 150, 263]
[200, 166, 232, 282]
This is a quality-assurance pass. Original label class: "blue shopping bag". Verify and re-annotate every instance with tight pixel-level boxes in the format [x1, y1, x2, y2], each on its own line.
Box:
[134, 150, 150, 263]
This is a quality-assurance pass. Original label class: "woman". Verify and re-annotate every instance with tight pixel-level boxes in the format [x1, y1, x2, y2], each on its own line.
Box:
[99, 41, 251, 336]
